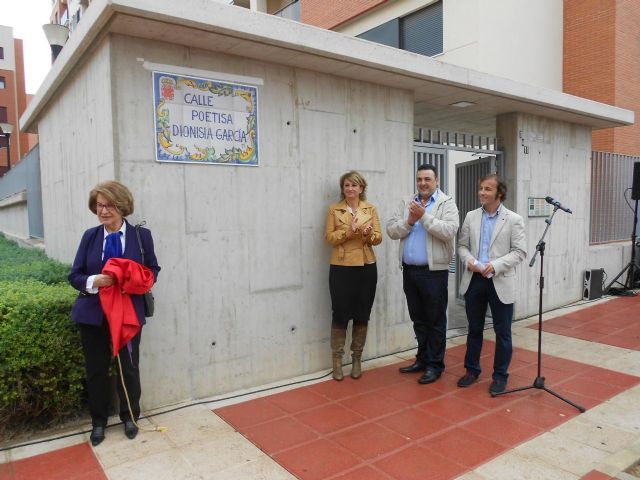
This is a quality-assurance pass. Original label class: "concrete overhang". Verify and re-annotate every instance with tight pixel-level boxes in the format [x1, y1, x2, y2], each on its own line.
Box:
[21, 0, 634, 135]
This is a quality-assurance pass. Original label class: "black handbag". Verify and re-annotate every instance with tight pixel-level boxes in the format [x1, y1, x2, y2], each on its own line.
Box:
[135, 223, 155, 317]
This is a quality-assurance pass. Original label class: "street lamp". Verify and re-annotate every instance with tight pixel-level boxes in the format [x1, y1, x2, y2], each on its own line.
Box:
[0, 122, 13, 173]
[42, 23, 69, 62]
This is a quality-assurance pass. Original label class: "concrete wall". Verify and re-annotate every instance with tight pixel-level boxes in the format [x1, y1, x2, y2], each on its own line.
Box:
[0, 190, 28, 238]
[43, 33, 416, 408]
[39, 39, 115, 260]
[337, 0, 563, 91]
[587, 242, 632, 287]
[497, 112, 598, 316]
[0, 144, 44, 238]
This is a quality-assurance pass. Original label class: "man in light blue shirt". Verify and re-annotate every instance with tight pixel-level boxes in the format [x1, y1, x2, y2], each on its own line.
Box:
[387, 165, 459, 384]
[457, 174, 527, 395]
[477, 204, 501, 267]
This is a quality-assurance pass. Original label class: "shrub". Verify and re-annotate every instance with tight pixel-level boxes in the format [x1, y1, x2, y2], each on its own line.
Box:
[0, 235, 70, 284]
[0, 280, 84, 429]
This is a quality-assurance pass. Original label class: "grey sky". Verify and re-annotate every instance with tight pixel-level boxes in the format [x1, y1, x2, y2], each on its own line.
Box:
[3, 0, 55, 94]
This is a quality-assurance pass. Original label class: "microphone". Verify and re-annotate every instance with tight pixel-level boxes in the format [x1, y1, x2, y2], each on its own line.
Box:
[545, 196, 572, 214]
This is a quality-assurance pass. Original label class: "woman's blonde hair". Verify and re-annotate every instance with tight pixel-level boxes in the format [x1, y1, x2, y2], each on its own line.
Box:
[88, 180, 134, 216]
[339, 171, 367, 200]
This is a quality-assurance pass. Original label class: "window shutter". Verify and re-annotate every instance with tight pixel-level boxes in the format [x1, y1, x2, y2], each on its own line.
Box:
[400, 1, 443, 57]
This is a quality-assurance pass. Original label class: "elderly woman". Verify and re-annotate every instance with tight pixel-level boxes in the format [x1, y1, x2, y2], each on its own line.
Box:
[69, 181, 160, 446]
[324, 171, 382, 381]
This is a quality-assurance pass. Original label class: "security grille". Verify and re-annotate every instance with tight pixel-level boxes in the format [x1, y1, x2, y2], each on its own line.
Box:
[590, 151, 639, 244]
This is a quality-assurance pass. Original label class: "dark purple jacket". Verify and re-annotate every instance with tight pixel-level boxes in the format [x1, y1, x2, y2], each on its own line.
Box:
[68, 220, 160, 326]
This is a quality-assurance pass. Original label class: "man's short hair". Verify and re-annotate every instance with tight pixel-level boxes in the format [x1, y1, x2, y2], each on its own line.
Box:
[479, 173, 507, 201]
[417, 164, 438, 177]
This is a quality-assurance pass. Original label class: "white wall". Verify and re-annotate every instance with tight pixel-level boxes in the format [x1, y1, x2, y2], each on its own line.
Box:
[338, 0, 563, 91]
[42, 33, 416, 408]
[441, 0, 563, 90]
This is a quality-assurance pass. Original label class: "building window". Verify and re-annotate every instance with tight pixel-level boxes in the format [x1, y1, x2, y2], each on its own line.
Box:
[357, 1, 443, 57]
[0, 77, 5, 89]
[358, 19, 400, 48]
[400, 1, 443, 57]
[0, 106, 7, 123]
[0, 47, 4, 60]
[61, 8, 69, 27]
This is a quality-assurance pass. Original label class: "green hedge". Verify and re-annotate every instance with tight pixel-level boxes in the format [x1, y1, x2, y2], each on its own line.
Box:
[0, 235, 70, 284]
[0, 235, 85, 430]
[0, 280, 84, 429]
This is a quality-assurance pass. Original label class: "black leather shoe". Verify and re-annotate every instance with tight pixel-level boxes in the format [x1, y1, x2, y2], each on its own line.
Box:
[457, 371, 479, 388]
[124, 420, 138, 439]
[399, 362, 425, 373]
[489, 379, 507, 395]
[418, 369, 441, 384]
[90, 426, 105, 446]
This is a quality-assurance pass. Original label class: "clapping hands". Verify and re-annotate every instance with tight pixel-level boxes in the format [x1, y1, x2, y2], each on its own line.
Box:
[408, 201, 425, 225]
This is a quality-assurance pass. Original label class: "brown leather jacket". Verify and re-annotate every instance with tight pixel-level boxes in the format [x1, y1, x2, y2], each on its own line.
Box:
[325, 200, 382, 266]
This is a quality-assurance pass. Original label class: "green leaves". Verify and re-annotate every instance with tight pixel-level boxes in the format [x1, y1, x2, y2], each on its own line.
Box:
[0, 235, 69, 284]
[0, 236, 83, 431]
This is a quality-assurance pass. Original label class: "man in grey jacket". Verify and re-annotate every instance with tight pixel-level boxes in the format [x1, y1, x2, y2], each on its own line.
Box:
[456, 174, 526, 394]
[386, 164, 459, 384]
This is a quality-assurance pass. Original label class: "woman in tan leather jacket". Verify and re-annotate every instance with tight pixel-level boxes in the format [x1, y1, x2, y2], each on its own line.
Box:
[324, 171, 382, 381]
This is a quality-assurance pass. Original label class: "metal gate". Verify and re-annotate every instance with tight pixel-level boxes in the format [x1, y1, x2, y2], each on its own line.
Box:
[413, 146, 448, 192]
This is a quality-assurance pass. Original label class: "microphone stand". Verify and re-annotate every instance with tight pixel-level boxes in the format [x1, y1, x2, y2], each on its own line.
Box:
[492, 206, 585, 412]
[604, 198, 639, 293]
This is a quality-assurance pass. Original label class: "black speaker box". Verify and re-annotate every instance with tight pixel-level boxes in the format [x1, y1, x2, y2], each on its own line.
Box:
[632, 162, 640, 200]
[583, 269, 604, 300]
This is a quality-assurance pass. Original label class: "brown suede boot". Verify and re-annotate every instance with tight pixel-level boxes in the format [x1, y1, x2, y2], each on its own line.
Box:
[350, 324, 368, 379]
[330, 327, 347, 381]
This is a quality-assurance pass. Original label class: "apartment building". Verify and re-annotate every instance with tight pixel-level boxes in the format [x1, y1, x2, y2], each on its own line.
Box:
[0, 25, 34, 176]
[50, 0, 92, 33]
[266, 0, 639, 245]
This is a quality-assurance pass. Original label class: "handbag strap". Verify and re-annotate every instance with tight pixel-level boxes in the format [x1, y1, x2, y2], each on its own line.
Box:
[134, 221, 146, 265]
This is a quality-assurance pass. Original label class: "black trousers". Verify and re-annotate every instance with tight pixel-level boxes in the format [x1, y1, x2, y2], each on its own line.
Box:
[402, 265, 448, 373]
[78, 322, 141, 427]
[329, 263, 377, 329]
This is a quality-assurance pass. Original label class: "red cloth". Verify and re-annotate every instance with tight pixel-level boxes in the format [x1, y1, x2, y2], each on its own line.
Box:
[99, 258, 154, 356]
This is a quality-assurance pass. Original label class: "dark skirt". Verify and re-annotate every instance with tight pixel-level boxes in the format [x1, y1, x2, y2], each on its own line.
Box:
[329, 263, 377, 328]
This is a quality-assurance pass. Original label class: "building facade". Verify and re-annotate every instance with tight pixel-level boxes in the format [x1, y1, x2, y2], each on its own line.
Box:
[273, 0, 639, 156]
[564, 0, 640, 156]
[0, 26, 33, 176]
[18, 0, 632, 409]
[272, 0, 640, 244]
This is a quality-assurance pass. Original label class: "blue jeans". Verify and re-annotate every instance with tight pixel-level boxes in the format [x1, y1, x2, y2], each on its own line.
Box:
[463, 273, 514, 382]
[402, 265, 448, 373]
